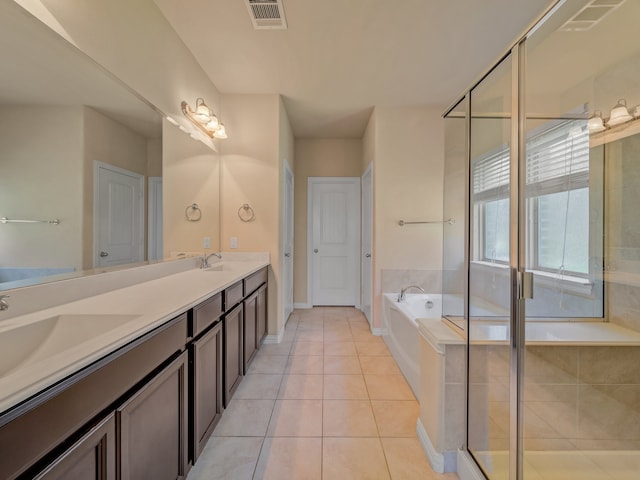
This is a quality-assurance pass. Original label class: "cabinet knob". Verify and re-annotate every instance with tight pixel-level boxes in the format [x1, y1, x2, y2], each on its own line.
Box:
[365, 253, 371, 258]
[100, 251, 109, 257]
[313, 249, 318, 253]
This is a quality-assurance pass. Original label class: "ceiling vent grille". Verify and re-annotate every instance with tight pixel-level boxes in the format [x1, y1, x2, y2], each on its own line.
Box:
[245, 0, 287, 30]
[560, 0, 625, 31]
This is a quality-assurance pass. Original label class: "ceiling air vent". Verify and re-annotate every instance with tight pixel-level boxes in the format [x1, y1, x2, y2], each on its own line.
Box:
[560, 0, 626, 31]
[245, 0, 287, 30]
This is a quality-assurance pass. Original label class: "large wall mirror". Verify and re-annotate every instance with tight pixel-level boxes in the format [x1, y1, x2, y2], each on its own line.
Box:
[0, 2, 219, 292]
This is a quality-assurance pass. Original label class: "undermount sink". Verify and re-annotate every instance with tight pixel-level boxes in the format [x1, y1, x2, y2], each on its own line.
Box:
[0, 314, 140, 378]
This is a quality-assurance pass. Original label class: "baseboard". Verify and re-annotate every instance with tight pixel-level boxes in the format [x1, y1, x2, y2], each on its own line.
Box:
[293, 302, 312, 309]
[416, 418, 445, 473]
[371, 327, 387, 336]
[416, 419, 457, 473]
[456, 450, 486, 480]
[262, 329, 284, 344]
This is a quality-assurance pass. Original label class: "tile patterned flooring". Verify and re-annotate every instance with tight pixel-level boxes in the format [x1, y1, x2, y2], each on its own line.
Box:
[187, 307, 460, 480]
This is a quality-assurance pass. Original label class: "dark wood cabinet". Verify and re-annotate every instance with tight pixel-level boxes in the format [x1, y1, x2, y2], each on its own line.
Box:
[191, 322, 223, 461]
[34, 414, 115, 480]
[223, 303, 244, 407]
[117, 352, 188, 480]
[243, 291, 258, 372]
[256, 283, 267, 348]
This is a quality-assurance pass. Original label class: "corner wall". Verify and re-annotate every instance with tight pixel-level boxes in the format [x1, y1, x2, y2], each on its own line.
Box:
[366, 106, 445, 329]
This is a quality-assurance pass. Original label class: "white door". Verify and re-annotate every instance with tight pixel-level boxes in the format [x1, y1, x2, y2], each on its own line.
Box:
[283, 165, 294, 322]
[361, 165, 373, 323]
[94, 162, 144, 267]
[148, 176, 163, 260]
[308, 177, 360, 306]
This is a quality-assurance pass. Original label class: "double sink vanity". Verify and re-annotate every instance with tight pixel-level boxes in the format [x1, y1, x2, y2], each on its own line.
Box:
[0, 256, 269, 479]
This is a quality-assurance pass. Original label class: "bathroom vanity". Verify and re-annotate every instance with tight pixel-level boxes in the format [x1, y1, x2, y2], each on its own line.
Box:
[0, 260, 269, 480]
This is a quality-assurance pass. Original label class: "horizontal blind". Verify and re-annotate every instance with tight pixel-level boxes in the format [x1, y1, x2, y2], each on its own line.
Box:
[472, 119, 589, 201]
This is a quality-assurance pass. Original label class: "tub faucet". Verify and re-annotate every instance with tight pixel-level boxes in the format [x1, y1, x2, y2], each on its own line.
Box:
[201, 252, 222, 269]
[397, 285, 425, 302]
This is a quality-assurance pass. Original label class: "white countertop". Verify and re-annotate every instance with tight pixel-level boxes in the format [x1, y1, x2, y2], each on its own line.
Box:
[0, 258, 268, 415]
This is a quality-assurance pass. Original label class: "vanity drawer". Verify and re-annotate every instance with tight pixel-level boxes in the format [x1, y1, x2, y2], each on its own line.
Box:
[192, 293, 223, 338]
[244, 267, 267, 296]
[224, 282, 244, 311]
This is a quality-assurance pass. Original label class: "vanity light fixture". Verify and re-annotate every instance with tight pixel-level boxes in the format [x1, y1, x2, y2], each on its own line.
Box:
[606, 99, 633, 127]
[181, 97, 227, 140]
[588, 111, 606, 133]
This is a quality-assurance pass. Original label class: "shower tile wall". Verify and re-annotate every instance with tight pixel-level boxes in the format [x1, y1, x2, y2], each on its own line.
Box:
[381, 269, 442, 294]
[469, 345, 640, 451]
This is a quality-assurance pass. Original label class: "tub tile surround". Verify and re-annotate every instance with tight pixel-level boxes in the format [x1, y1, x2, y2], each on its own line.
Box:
[381, 268, 443, 295]
[190, 306, 459, 480]
[0, 252, 270, 414]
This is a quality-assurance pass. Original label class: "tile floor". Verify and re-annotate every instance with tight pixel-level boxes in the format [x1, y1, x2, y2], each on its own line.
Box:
[187, 306, 460, 480]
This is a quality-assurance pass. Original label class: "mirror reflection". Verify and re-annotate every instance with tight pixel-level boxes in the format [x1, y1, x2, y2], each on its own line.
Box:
[0, 4, 163, 290]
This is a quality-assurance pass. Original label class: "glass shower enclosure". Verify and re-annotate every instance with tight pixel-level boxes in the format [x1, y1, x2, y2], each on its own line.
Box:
[443, 0, 640, 479]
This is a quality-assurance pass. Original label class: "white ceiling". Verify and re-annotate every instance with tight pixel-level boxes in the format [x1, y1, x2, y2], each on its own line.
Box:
[154, 0, 554, 138]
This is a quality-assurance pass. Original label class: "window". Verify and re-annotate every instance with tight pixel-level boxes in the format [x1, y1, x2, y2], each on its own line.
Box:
[472, 119, 590, 276]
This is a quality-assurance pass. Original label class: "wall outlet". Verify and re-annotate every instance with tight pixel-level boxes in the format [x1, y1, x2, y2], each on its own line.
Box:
[203, 237, 211, 249]
[230, 237, 238, 249]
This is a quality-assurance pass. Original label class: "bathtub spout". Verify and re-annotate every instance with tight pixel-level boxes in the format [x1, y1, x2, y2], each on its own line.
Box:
[397, 285, 425, 302]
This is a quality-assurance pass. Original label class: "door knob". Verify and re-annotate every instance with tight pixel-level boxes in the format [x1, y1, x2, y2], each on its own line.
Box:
[313, 249, 318, 253]
[100, 251, 109, 257]
[365, 253, 371, 258]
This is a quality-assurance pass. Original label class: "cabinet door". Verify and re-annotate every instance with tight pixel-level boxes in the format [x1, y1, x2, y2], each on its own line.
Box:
[224, 303, 244, 407]
[34, 414, 115, 480]
[192, 322, 223, 461]
[243, 292, 258, 372]
[117, 352, 187, 480]
[256, 284, 268, 348]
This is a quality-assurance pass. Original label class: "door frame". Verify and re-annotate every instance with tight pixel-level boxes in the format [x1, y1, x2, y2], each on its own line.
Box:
[148, 176, 163, 261]
[307, 176, 361, 307]
[361, 164, 373, 324]
[93, 161, 144, 268]
[281, 162, 294, 324]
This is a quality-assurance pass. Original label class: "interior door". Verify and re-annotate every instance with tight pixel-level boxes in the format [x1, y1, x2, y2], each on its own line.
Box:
[309, 177, 360, 306]
[95, 162, 144, 268]
[283, 165, 294, 322]
[361, 165, 373, 323]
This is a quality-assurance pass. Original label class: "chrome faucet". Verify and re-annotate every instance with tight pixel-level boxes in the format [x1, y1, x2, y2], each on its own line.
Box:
[0, 294, 9, 311]
[201, 252, 222, 269]
[397, 285, 425, 302]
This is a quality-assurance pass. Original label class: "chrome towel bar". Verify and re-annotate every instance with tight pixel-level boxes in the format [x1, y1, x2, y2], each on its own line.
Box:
[398, 218, 455, 226]
[1, 217, 60, 225]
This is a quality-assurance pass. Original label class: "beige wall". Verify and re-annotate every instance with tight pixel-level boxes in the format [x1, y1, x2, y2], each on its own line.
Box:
[221, 93, 294, 336]
[369, 106, 445, 329]
[0, 106, 84, 270]
[293, 138, 363, 305]
[163, 119, 220, 257]
[20, 0, 221, 128]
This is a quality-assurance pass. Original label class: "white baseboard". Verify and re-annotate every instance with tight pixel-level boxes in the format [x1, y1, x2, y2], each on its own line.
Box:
[416, 418, 445, 473]
[371, 327, 387, 336]
[456, 450, 486, 480]
[262, 329, 284, 344]
[416, 419, 457, 474]
[293, 302, 312, 309]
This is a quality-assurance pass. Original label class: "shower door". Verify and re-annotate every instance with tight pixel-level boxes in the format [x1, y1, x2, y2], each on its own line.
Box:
[467, 54, 514, 480]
